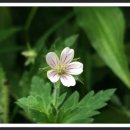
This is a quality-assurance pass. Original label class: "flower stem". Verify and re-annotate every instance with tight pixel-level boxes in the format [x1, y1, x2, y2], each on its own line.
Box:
[25, 7, 38, 31]
[52, 82, 60, 109]
[52, 83, 60, 123]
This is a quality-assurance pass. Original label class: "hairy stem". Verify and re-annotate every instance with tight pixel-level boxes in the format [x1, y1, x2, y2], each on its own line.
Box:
[53, 83, 60, 109]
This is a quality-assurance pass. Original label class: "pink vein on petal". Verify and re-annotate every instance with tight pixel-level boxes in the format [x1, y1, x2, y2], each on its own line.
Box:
[51, 71, 57, 77]
[62, 75, 68, 81]
[62, 49, 69, 62]
[51, 57, 56, 66]
[63, 52, 73, 63]
[66, 67, 76, 70]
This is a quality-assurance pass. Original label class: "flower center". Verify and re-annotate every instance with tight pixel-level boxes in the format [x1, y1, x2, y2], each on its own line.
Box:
[54, 64, 66, 75]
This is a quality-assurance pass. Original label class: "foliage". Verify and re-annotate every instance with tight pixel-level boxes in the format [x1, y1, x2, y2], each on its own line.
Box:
[0, 7, 130, 123]
[16, 76, 115, 123]
[74, 7, 130, 88]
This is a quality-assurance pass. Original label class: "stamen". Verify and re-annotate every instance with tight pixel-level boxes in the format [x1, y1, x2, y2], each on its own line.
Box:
[54, 64, 67, 75]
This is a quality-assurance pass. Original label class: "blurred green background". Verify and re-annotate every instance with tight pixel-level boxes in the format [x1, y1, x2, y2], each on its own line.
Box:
[1, 7, 130, 123]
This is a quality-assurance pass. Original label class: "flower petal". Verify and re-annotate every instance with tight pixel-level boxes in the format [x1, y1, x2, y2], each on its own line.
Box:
[46, 52, 59, 68]
[47, 70, 60, 83]
[60, 47, 74, 64]
[66, 62, 83, 75]
[60, 74, 76, 87]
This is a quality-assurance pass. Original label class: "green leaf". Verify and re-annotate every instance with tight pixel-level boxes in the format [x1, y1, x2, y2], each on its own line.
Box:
[30, 76, 51, 110]
[17, 96, 50, 123]
[57, 92, 67, 108]
[61, 107, 99, 123]
[17, 96, 41, 111]
[16, 76, 115, 123]
[61, 91, 79, 111]
[50, 37, 64, 54]
[50, 34, 78, 56]
[74, 7, 130, 88]
[17, 13, 74, 100]
[16, 76, 52, 123]
[60, 89, 116, 123]
[28, 109, 49, 123]
[64, 34, 79, 47]
[79, 89, 116, 109]
[16, 74, 116, 123]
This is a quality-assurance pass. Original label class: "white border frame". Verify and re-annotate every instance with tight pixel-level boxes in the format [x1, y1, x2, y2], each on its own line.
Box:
[0, 124, 130, 127]
[0, 3, 129, 127]
[0, 3, 129, 6]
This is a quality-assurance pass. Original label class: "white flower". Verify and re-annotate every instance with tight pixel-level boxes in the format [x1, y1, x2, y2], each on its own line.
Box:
[46, 47, 83, 87]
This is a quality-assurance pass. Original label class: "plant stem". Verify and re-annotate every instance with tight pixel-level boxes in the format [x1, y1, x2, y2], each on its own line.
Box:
[53, 85, 57, 107]
[52, 83, 60, 123]
[52, 83, 60, 109]
[25, 7, 38, 31]
[24, 7, 38, 54]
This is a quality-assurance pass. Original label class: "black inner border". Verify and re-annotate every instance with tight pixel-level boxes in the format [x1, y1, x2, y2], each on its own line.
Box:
[0, 0, 130, 3]
[0, 127, 130, 129]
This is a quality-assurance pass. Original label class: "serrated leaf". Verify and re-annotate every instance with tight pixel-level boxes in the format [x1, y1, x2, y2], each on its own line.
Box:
[50, 34, 78, 56]
[61, 91, 79, 111]
[57, 92, 67, 108]
[74, 7, 130, 88]
[17, 96, 49, 123]
[30, 76, 51, 108]
[16, 76, 115, 123]
[28, 109, 49, 123]
[16, 76, 52, 122]
[79, 91, 94, 105]
[79, 89, 116, 109]
[60, 89, 116, 123]
[17, 96, 41, 111]
[50, 37, 64, 54]
[61, 106, 100, 123]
